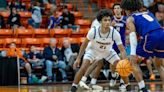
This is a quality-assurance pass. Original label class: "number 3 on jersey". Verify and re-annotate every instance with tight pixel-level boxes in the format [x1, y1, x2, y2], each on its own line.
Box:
[100, 45, 106, 49]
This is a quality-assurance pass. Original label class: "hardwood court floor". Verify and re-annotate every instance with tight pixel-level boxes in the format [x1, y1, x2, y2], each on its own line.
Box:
[0, 81, 163, 92]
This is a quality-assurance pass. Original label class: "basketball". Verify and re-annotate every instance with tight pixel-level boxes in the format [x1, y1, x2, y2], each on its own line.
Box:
[116, 59, 133, 77]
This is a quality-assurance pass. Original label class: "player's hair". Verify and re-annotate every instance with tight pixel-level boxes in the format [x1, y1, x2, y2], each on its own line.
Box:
[121, 0, 143, 11]
[113, 3, 121, 9]
[96, 9, 113, 22]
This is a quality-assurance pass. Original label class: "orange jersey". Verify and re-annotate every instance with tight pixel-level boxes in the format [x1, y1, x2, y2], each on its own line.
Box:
[6, 48, 27, 62]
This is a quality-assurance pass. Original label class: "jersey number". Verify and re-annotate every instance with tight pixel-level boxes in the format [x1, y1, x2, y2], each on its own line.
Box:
[142, 14, 154, 22]
[100, 45, 106, 49]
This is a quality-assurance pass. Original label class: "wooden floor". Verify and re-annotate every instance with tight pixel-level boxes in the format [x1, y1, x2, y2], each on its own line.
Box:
[0, 81, 163, 92]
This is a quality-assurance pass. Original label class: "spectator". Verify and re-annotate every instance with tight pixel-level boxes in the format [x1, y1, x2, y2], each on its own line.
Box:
[61, 38, 80, 71]
[149, 0, 164, 14]
[0, 0, 7, 11]
[143, 0, 154, 8]
[43, 38, 68, 82]
[47, 11, 63, 29]
[28, 1, 42, 28]
[0, 15, 6, 28]
[5, 42, 33, 83]
[7, 7, 21, 29]
[27, 45, 47, 83]
[61, 5, 79, 31]
[15, 0, 26, 11]
[27, 45, 44, 67]
[155, 12, 163, 26]
[50, 4, 57, 13]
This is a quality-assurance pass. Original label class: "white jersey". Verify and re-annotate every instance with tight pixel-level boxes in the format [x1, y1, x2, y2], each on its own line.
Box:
[86, 25, 122, 52]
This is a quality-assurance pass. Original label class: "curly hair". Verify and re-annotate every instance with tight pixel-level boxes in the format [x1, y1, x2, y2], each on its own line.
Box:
[121, 0, 143, 11]
[96, 9, 113, 22]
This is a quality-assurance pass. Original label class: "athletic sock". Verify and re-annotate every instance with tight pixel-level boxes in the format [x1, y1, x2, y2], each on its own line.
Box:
[111, 72, 117, 78]
[90, 78, 97, 85]
[81, 76, 87, 83]
[138, 80, 145, 89]
[72, 83, 78, 87]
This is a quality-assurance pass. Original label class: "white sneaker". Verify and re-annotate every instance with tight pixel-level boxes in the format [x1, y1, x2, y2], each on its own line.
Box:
[109, 73, 119, 87]
[119, 83, 126, 92]
[79, 81, 91, 90]
[91, 85, 103, 90]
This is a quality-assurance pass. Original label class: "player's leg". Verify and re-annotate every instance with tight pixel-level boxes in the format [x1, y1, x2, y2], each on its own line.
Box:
[71, 59, 91, 92]
[80, 59, 104, 90]
[79, 60, 99, 89]
[153, 29, 164, 83]
[130, 55, 147, 89]
[109, 63, 119, 87]
[105, 49, 130, 91]
[146, 59, 155, 80]
[112, 60, 130, 91]
[89, 59, 104, 90]
[71, 50, 96, 92]
[153, 57, 164, 83]
[81, 60, 98, 83]
[133, 34, 155, 92]
[92, 59, 104, 82]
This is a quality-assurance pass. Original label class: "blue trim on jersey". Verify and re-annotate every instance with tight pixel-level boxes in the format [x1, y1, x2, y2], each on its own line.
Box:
[98, 26, 110, 38]
[112, 28, 114, 41]
[93, 26, 96, 39]
[106, 54, 116, 61]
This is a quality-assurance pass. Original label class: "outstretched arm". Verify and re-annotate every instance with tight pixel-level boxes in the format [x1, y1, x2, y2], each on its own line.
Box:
[126, 16, 137, 56]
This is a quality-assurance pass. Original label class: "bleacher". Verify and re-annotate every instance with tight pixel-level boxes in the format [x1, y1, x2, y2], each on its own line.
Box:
[0, 0, 92, 84]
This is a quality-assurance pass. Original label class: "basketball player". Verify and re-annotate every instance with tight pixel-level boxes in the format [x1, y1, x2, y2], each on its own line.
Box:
[110, 3, 127, 88]
[70, 9, 129, 92]
[121, 0, 164, 92]
[79, 3, 128, 90]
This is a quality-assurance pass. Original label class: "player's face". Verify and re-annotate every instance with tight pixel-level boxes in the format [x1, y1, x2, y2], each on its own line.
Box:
[113, 5, 122, 15]
[101, 16, 111, 29]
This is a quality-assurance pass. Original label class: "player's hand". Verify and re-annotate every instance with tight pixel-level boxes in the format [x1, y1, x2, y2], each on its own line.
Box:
[112, 20, 116, 26]
[73, 58, 81, 69]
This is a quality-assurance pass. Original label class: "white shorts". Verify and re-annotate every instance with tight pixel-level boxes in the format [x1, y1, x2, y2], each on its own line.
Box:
[83, 49, 120, 65]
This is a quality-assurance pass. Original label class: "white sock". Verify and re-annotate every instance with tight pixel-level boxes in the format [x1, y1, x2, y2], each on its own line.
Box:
[111, 72, 116, 77]
[138, 80, 145, 89]
[90, 78, 97, 85]
[72, 83, 78, 87]
[81, 76, 87, 83]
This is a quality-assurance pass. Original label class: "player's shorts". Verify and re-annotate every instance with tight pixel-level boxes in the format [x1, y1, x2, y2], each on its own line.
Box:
[136, 29, 164, 58]
[83, 48, 120, 65]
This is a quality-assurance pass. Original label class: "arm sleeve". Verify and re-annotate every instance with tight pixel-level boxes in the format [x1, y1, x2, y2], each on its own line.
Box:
[86, 28, 95, 41]
[129, 32, 137, 55]
[113, 29, 123, 45]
